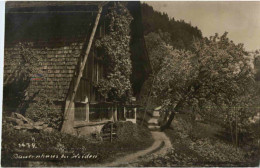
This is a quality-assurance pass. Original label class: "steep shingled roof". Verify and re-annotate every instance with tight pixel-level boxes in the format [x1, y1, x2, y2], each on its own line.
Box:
[4, 40, 85, 101]
[4, 2, 98, 101]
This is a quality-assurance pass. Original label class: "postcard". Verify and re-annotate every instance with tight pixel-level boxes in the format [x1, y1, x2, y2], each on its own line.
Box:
[1, 1, 260, 167]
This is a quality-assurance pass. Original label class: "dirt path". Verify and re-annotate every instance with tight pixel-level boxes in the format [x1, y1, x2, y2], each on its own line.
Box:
[90, 131, 172, 167]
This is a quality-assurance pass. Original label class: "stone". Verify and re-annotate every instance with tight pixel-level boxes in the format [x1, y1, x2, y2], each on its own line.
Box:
[14, 126, 22, 130]
[34, 126, 43, 130]
[34, 121, 45, 126]
[14, 113, 33, 124]
[6, 117, 24, 125]
[42, 124, 49, 128]
[22, 124, 34, 130]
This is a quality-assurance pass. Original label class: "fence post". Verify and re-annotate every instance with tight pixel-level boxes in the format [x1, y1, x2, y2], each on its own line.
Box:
[110, 123, 113, 142]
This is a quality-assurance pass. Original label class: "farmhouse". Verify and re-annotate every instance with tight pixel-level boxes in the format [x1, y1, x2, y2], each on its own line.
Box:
[3, 1, 151, 135]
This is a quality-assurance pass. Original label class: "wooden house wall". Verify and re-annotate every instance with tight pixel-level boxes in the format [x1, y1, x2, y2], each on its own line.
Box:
[4, 2, 151, 125]
[4, 16, 109, 122]
[71, 23, 107, 121]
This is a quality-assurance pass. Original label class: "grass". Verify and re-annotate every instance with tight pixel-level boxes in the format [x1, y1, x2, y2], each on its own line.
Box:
[1, 121, 154, 167]
[164, 113, 259, 166]
[136, 113, 260, 167]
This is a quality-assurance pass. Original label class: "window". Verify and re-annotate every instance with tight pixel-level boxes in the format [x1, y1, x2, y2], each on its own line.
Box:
[125, 107, 135, 119]
[89, 103, 111, 122]
[74, 102, 87, 121]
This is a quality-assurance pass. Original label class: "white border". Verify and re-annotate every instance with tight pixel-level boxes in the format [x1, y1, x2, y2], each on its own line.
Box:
[0, 0, 5, 162]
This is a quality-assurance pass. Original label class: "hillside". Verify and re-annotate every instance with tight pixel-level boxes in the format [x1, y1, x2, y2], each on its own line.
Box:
[141, 3, 203, 50]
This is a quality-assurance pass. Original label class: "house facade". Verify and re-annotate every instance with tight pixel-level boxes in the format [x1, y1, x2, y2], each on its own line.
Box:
[4, 1, 151, 135]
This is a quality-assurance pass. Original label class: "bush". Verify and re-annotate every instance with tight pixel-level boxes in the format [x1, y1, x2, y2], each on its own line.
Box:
[246, 119, 260, 144]
[189, 138, 246, 163]
[115, 121, 153, 145]
[2, 121, 95, 154]
[25, 93, 63, 130]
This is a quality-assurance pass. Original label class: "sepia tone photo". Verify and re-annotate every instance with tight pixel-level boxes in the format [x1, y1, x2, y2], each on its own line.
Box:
[1, 1, 260, 167]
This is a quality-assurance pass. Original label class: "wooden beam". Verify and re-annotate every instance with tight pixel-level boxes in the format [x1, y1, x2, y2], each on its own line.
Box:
[61, 5, 103, 134]
[112, 105, 117, 122]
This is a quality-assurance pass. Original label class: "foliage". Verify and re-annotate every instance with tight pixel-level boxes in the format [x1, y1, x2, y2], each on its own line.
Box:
[4, 42, 64, 129]
[144, 31, 172, 73]
[136, 113, 258, 167]
[4, 42, 42, 85]
[139, 139, 248, 166]
[189, 138, 246, 163]
[115, 121, 154, 145]
[254, 51, 260, 81]
[1, 121, 97, 166]
[144, 31, 198, 120]
[140, 31, 189, 108]
[2, 121, 154, 166]
[25, 91, 63, 130]
[148, 32, 256, 138]
[3, 43, 43, 115]
[95, 2, 133, 102]
[153, 48, 197, 113]
[191, 33, 258, 146]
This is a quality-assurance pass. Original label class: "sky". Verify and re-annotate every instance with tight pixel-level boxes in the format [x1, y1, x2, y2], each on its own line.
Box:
[145, 1, 260, 51]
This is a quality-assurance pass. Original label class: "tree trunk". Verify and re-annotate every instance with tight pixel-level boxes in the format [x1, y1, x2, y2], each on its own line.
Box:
[229, 119, 234, 145]
[235, 110, 238, 148]
[161, 111, 175, 131]
[160, 99, 184, 131]
[159, 81, 200, 131]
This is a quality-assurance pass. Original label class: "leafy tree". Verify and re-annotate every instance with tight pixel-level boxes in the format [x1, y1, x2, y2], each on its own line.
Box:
[254, 50, 260, 81]
[144, 31, 172, 73]
[139, 31, 174, 110]
[150, 32, 255, 133]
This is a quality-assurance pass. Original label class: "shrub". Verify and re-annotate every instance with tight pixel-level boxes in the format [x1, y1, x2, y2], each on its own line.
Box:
[189, 138, 246, 163]
[2, 120, 154, 166]
[115, 121, 153, 145]
[25, 92, 63, 130]
[1, 122, 94, 154]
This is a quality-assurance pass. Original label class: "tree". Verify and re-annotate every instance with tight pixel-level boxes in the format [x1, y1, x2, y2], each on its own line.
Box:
[254, 50, 260, 81]
[151, 32, 255, 131]
[140, 31, 175, 111]
[144, 31, 172, 74]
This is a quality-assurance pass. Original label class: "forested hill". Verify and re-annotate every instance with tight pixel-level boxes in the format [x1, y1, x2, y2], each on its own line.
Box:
[141, 3, 203, 50]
